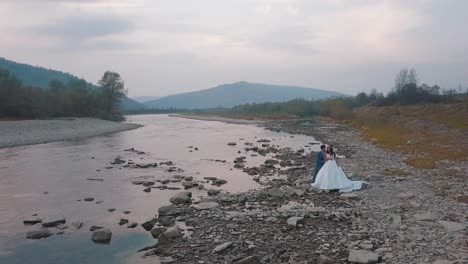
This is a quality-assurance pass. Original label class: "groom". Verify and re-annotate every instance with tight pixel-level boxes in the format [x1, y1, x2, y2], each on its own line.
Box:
[312, 145, 327, 183]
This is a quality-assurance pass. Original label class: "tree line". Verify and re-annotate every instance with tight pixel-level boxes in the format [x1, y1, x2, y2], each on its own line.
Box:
[0, 69, 126, 120]
[229, 68, 467, 119]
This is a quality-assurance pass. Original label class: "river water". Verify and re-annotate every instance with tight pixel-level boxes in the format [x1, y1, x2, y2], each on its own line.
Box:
[0, 114, 319, 264]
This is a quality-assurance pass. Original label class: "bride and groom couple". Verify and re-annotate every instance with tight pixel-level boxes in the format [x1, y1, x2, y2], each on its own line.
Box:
[311, 144, 366, 192]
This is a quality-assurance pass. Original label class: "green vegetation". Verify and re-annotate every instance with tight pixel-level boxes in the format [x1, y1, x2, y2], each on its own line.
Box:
[0, 69, 127, 120]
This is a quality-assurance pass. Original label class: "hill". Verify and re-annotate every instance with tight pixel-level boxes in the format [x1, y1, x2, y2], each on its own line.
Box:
[132, 96, 164, 103]
[0, 57, 144, 111]
[143, 81, 345, 109]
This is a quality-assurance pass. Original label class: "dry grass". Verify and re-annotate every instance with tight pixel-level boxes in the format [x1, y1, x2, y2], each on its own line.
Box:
[383, 169, 411, 176]
[350, 103, 467, 169]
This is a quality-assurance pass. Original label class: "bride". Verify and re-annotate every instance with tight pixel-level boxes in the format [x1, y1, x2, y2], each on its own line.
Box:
[311, 146, 366, 192]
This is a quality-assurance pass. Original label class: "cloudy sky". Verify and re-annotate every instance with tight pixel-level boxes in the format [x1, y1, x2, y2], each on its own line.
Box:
[1, 0, 467, 96]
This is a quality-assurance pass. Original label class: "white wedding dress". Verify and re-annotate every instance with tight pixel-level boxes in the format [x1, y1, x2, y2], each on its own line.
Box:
[311, 155, 366, 192]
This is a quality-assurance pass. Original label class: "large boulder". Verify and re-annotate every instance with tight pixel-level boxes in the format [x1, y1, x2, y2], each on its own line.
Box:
[348, 250, 379, 264]
[91, 228, 112, 244]
[151, 226, 167, 238]
[158, 226, 181, 241]
[158, 205, 178, 216]
[26, 228, 52, 239]
[169, 192, 192, 205]
[287, 216, 304, 229]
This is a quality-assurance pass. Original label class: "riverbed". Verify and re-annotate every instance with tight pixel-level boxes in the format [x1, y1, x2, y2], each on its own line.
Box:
[0, 114, 319, 264]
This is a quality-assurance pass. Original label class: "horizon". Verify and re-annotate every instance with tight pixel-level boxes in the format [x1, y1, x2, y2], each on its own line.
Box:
[1, 1, 468, 97]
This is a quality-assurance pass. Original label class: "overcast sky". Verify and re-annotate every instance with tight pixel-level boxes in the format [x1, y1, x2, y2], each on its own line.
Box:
[1, 0, 467, 96]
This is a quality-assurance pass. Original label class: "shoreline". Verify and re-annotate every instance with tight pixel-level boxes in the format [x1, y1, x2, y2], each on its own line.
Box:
[0, 118, 142, 149]
[168, 113, 268, 125]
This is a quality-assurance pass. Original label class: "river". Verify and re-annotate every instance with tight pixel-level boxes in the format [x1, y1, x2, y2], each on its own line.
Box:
[0, 114, 319, 264]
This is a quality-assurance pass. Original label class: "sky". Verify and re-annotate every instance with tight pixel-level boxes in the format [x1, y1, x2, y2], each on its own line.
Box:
[1, 0, 467, 97]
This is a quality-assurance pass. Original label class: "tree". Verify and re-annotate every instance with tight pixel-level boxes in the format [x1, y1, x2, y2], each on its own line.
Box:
[394, 68, 418, 95]
[98, 71, 127, 118]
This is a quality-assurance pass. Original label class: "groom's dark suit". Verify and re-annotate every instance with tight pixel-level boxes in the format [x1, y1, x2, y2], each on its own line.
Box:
[312, 150, 325, 183]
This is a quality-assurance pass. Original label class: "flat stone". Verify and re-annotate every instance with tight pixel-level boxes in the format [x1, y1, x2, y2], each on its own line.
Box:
[159, 226, 181, 240]
[340, 193, 361, 200]
[169, 192, 192, 205]
[89, 225, 104, 231]
[127, 222, 138, 228]
[193, 202, 220, 210]
[91, 228, 112, 244]
[348, 250, 378, 264]
[213, 241, 233, 253]
[23, 218, 43, 225]
[42, 218, 66, 228]
[317, 255, 336, 264]
[70, 221, 83, 230]
[438, 220, 465, 232]
[235, 256, 261, 264]
[414, 212, 436, 221]
[268, 187, 284, 197]
[26, 228, 52, 239]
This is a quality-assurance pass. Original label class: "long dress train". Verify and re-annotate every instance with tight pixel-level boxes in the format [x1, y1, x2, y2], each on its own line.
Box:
[311, 156, 366, 192]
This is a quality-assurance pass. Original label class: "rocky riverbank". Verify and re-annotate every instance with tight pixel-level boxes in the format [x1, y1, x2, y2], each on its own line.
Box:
[0, 118, 142, 148]
[133, 119, 467, 263]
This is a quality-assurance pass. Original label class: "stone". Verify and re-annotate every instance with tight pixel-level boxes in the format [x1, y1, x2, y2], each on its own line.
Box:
[432, 261, 454, 264]
[414, 212, 436, 221]
[42, 218, 66, 228]
[91, 228, 112, 244]
[213, 179, 227, 186]
[348, 250, 378, 264]
[317, 255, 336, 264]
[151, 226, 167, 238]
[287, 216, 304, 229]
[141, 218, 157, 231]
[23, 218, 43, 225]
[142, 181, 155, 187]
[143, 187, 151, 192]
[89, 226, 104, 231]
[340, 193, 361, 200]
[119, 219, 129, 225]
[26, 228, 52, 239]
[213, 241, 233, 253]
[56, 224, 69, 230]
[438, 220, 465, 232]
[169, 192, 192, 205]
[227, 142, 237, 146]
[107, 208, 116, 212]
[185, 176, 193, 181]
[159, 226, 181, 240]
[158, 205, 178, 216]
[127, 222, 138, 228]
[70, 221, 83, 229]
[268, 187, 284, 197]
[182, 182, 196, 189]
[193, 202, 220, 210]
[207, 189, 220, 196]
[159, 216, 176, 227]
[235, 256, 261, 264]
[123, 210, 131, 214]
[83, 197, 94, 202]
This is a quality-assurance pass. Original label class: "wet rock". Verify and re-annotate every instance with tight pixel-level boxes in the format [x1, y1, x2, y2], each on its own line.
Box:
[159, 216, 176, 227]
[111, 157, 125, 165]
[143, 187, 151, 192]
[127, 222, 138, 228]
[86, 178, 104, 182]
[213, 241, 233, 253]
[119, 219, 129, 225]
[158, 205, 178, 216]
[42, 218, 66, 228]
[89, 226, 104, 231]
[235, 256, 261, 264]
[141, 218, 157, 231]
[107, 208, 116, 212]
[26, 228, 52, 239]
[182, 182, 197, 189]
[184, 176, 193, 181]
[348, 250, 378, 264]
[151, 226, 168, 238]
[227, 142, 237, 146]
[160, 179, 171, 184]
[123, 210, 131, 214]
[56, 224, 69, 230]
[83, 197, 94, 202]
[169, 192, 192, 205]
[142, 181, 155, 187]
[91, 228, 112, 244]
[193, 202, 220, 210]
[203, 177, 217, 181]
[23, 218, 43, 225]
[213, 179, 227, 186]
[131, 180, 145, 185]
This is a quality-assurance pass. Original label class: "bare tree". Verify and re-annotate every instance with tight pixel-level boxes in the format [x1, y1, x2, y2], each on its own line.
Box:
[394, 68, 418, 94]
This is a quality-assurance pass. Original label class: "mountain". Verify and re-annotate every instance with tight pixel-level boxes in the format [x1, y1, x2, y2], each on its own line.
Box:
[0, 57, 145, 111]
[132, 96, 164, 103]
[143, 81, 345, 109]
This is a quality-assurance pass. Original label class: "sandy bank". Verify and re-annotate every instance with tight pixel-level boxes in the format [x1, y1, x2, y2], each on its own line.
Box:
[0, 118, 142, 148]
[169, 114, 267, 125]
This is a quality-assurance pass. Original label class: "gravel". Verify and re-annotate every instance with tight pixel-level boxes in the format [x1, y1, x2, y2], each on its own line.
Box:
[0, 118, 141, 148]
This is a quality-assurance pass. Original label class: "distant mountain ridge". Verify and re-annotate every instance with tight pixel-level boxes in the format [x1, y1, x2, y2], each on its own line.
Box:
[132, 96, 164, 103]
[143, 81, 345, 109]
[0, 57, 144, 111]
